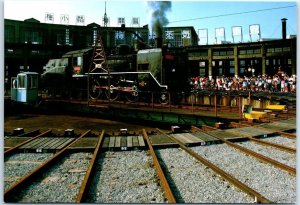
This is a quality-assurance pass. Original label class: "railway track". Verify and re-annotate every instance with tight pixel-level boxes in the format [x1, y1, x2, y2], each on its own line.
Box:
[4, 120, 296, 203]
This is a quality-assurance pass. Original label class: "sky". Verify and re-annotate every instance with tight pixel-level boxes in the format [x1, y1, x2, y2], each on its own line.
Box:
[3, 0, 298, 44]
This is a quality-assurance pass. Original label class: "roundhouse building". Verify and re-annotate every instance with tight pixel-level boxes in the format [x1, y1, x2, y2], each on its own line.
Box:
[4, 18, 296, 79]
[186, 38, 296, 78]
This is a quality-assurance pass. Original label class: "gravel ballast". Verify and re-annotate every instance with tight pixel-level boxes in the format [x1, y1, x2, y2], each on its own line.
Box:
[8, 152, 93, 203]
[156, 148, 254, 203]
[191, 143, 296, 203]
[86, 150, 165, 203]
[261, 136, 296, 149]
[4, 153, 53, 191]
[236, 140, 296, 168]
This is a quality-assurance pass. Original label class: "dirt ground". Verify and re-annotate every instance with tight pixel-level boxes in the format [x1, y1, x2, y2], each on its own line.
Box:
[4, 114, 158, 135]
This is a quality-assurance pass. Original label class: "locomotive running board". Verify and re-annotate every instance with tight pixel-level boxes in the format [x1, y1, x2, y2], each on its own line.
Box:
[86, 71, 168, 89]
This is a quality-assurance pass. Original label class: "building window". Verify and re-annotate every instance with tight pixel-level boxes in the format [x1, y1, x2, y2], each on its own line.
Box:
[56, 32, 64, 45]
[93, 29, 97, 46]
[65, 28, 70, 45]
[174, 33, 182, 47]
[253, 49, 261, 54]
[31, 50, 39, 54]
[24, 31, 42, 44]
[219, 51, 226, 56]
[240, 60, 245, 66]
[239, 50, 246, 55]
[18, 75, 26, 88]
[199, 61, 205, 67]
[227, 50, 234, 55]
[246, 50, 253, 54]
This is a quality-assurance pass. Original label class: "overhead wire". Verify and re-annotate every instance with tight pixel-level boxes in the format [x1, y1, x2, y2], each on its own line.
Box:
[169, 5, 296, 24]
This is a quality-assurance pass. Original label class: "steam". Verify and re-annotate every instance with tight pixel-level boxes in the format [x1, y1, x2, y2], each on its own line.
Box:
[148, 1, 172, 37]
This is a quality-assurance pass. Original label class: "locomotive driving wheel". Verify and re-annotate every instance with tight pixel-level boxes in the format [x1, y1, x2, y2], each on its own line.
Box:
[159, 91, 169, 105]
[89, 79, 102, 99]
[125, 85, 139, 102]
[105, 85, 119, 101]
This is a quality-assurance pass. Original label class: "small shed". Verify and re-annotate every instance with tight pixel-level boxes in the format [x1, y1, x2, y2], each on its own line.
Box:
[11, 72, 39, 103]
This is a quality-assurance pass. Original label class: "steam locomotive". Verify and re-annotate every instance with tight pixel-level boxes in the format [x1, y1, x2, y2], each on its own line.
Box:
[39, 37, 190, 104]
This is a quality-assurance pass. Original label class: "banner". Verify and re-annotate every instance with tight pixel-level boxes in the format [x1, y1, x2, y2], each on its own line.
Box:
[232, 26, 242, 36]
[249, 24, 260, 35]
[215, 27, 225, 38]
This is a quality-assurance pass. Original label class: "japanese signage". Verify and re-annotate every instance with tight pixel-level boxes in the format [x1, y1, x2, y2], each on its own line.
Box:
[132, 17, 139, 25]
[118, 17, 125, 25]
[76, 15, 85, 25]
[60, 14, 69, 24]
[115, 31, 125, 40]
[165, 30, 174, 40]
[181, 30, 191, 39]
[45, 13, 54, 23]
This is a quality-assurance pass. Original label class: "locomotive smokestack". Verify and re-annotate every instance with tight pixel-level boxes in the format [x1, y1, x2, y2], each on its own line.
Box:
[155, 37, 163, 48]
[281, 18, 287, 40]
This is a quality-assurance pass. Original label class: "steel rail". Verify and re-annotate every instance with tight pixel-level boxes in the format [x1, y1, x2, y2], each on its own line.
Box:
[76, 130, 105, 203]
[142, 129, 176, 203]
[198, 126, 296, 176]
[223, 123, 295, 153]
[248, 137, 296, 154]
[156, 128, 271, 203]
[4, 130, 91, 202]
[231, 122, 296, 139]
[202, 124, 295, 153]
[4, 129, 52, 156]
[254, 126, 296, 139]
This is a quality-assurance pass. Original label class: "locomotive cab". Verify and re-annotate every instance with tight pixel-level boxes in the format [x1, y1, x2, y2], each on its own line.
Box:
[11, 72, 39, 103]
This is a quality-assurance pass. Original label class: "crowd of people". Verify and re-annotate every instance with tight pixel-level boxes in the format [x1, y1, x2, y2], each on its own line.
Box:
[190, 72, 296, 93]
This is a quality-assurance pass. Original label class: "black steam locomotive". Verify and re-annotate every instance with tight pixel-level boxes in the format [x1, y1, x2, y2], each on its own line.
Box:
[40, 36, 190, 104]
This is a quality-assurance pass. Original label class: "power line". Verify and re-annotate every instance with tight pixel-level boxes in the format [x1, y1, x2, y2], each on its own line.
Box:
[169, 5, 296, 24]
